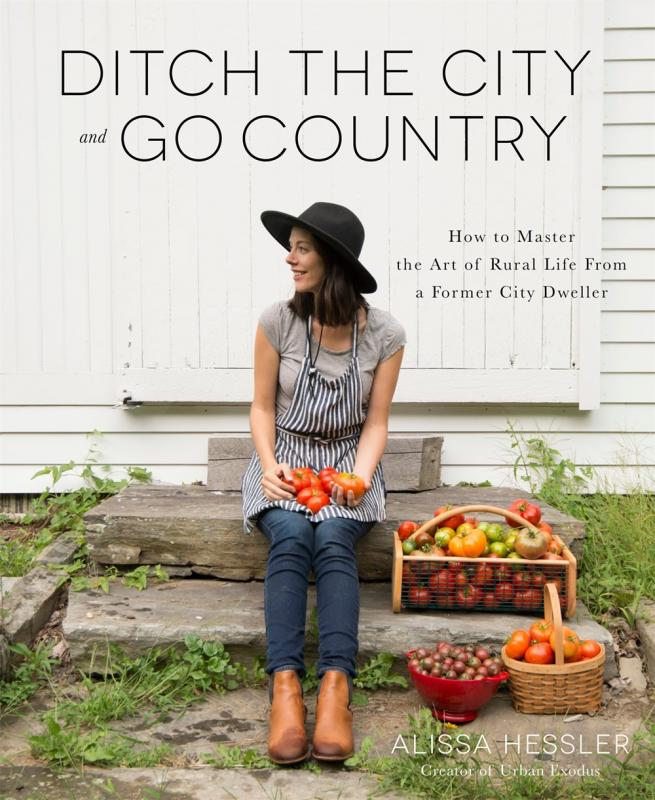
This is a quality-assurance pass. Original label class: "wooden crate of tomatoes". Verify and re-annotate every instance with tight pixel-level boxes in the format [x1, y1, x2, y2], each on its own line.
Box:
[391, 502, 577, 618]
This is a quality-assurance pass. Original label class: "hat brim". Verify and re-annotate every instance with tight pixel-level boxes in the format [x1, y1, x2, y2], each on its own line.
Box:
[260, 210, 378, 293]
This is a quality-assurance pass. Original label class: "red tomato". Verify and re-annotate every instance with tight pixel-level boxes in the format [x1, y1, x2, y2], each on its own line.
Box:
[428, 569, 455, 597]
[296, 487, 315, 506]
[333, 472, 366, 501]
[472, 563, 494, 588]
[289, 467, 319, 493]
[318, 467, 338, 493]
[525, 643, 555, 665]
[578, 640, 602, 660]
[528, 619, 553, 644]
[495, 582, 514, 603]
[434, 505, 465, 530]
[506, 499, 542, 527]
[505, 630, 530, 660]
[302, 490, 330, 514]
[397, 520, 419, 541]
[456, 584, 479, 609]
[482, 591, 497, 608]
[408, 586, 431, 607]
[550, 627, 581, 660]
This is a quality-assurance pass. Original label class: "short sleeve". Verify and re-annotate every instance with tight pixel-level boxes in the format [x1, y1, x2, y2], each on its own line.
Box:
[258, 302, 285, 352]
[380, 314, 407, 362]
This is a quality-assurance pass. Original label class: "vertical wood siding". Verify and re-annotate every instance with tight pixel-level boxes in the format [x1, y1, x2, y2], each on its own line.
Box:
[1, 0, 653, 493]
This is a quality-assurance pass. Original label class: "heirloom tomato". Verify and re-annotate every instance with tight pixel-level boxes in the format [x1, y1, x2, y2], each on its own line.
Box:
[434, 505, 465, 530]
[318, 467, 338, 493]
[333, 472, 366, 501]
[578, 640, 602, 660]
[505, 630, 530, 660]
[506, 499, 542, 527]
[397, 520, 419, 541]
[550, 627, 581, 660]
[289, 467, 320, 493]
[524, 643, 554, 665]
[302, 489, 330, 514]
[529, 619, 553, 643]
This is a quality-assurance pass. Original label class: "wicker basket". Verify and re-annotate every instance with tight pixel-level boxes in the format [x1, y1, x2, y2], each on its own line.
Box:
[501, 583, 605, 714]
[391, 504, 577, 617]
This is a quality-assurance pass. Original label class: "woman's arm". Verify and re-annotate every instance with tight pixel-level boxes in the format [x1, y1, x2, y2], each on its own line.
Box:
[333, 347, 405, 506]
[250, 324, 295, 500]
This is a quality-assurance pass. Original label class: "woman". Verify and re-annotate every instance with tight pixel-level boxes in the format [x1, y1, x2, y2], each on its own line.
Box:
[241, 201, 405, 764]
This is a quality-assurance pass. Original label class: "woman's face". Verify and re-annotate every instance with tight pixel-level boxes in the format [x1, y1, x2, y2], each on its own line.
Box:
[286, 226, 326, 293]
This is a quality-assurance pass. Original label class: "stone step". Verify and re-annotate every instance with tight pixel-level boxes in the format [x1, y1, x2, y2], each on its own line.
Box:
[85, 483, 587, 580]
[63, 578, 617, 681]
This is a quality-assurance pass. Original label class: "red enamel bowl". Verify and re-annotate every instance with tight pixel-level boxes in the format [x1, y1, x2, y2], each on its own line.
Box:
[406, 649, 509, 723]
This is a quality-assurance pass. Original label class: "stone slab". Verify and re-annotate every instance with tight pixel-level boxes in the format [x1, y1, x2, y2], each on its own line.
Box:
[636, 598, 655, 685]
[34, 535, 79, 566]
[0, 577, 20, 599]
[0, 765, 408, 800]
[207, 435, 443, 492]
[85, 484, 586, 580]
[2, 567, 65, 651]
[619, 656, 648, 694]
[64, 579, 617, 680]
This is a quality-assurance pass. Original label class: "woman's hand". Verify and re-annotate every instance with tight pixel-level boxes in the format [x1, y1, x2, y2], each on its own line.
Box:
[261, 462, 296, 501]
[331, 476, 371, 508]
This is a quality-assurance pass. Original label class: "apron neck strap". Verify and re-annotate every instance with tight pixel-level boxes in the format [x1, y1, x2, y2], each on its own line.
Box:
[305, 312, 360, 358]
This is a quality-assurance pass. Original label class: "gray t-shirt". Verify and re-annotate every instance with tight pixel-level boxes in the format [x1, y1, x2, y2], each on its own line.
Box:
[259, 301, 406, 416]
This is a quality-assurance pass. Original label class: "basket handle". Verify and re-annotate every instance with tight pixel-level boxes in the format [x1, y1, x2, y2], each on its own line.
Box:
[543, 581, 565, 665]
[409, 504, 541, 540]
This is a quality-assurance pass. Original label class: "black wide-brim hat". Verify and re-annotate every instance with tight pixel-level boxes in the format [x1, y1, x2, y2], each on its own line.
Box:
[260, 201, 377, 293]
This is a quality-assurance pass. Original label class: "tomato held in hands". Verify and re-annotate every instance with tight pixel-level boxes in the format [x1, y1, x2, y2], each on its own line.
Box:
[289, 467, 320, 493]
[506, 499, 542, 527]
[318, 467, 338, 494]
[305, 491, 330, 514]
[333, 472, 366, 501]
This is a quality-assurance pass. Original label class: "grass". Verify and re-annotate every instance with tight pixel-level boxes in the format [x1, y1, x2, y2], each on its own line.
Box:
[506, 421, 655, 625]
[343, 708, 655, 800]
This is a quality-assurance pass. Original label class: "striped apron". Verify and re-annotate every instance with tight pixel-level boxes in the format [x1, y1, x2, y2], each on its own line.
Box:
[241, 313, 386, 533]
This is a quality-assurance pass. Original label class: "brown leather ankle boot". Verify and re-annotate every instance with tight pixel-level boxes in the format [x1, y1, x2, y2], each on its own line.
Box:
[267, 670, 310, 765]
[312, 670, 354, 761]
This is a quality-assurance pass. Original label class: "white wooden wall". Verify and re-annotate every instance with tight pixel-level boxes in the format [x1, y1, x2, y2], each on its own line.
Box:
[1, 0, 654, 495]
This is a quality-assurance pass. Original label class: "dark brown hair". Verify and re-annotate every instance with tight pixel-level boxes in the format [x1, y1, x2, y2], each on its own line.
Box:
[287, 233, 369, 326]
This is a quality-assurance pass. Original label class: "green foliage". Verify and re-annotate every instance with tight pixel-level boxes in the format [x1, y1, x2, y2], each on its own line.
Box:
[1, 437, 152, 579]
[344, 710, 655, 800]
[0, 642, 58, 719]
[505, 422, 655, 624]
[201, 743, 275, 769]
[353, 652, 408, 691]
[29, 713, 172, 769]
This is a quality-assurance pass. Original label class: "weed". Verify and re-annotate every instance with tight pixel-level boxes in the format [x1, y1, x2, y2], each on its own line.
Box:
[353, 652, 408, 692]
[0, 439, 152, 579]
[201, 743, 275, 769]
[505, 422, 655, 624]
[0, 642, 58, 719]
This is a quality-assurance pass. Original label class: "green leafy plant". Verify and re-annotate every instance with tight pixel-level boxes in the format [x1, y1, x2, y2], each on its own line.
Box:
[505, 422, 655, 624]
[1, 437, 152, 580]
[0, 642, 58, 719]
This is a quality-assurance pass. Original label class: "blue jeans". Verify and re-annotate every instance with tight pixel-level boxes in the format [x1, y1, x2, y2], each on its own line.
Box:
[257, 507, 373, 681]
